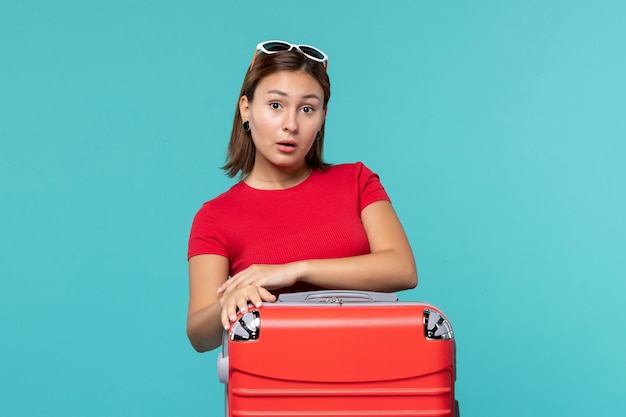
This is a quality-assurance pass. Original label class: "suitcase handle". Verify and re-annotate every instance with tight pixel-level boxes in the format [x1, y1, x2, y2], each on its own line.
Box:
[277, 290, 398, 303]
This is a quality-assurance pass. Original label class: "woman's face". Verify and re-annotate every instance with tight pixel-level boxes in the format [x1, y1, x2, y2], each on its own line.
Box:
[240, 70, 326, 173]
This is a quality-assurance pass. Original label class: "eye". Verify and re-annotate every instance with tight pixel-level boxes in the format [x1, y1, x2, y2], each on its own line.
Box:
[270, 102, 282, 110]
[302, 106, 315, 114]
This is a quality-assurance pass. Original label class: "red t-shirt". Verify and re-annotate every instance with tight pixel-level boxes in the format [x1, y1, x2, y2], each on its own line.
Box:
[187, 162, 390, 292]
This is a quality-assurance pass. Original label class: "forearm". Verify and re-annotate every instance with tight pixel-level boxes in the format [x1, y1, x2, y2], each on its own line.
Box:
[187, 302, 225, 352]
[296, 249, 417, 292]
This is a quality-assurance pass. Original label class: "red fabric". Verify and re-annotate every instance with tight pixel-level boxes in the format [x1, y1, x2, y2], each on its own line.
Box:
[188, 162, 390, 286]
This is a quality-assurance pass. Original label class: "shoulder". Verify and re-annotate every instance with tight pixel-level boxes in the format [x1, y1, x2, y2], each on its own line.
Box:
[318, 162, 378, 178]
[193, 182, 247, 220]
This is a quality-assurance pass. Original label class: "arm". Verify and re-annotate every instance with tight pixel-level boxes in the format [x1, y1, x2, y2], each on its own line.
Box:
[298, 200, 418, 291]
[186, 254, 276, 352]
[219, 200, 417, 295]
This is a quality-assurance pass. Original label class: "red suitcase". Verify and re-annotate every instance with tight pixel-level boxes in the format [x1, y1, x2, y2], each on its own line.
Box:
[217, 290, 459, 417]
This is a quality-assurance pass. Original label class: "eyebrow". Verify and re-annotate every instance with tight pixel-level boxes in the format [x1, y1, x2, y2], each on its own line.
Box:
[266, 89, 321, 101]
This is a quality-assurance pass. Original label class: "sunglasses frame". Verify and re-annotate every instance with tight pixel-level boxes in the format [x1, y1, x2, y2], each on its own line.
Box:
[250, 40, 329, 69]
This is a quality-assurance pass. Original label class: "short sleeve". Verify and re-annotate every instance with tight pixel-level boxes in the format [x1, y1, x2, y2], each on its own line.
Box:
[356, 162, 390, 211]
[187, 203, 229, 260]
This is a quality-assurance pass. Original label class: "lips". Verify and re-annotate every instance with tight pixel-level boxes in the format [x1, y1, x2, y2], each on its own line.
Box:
[277, 139, 296, 146]
[276, 139, 297, 153]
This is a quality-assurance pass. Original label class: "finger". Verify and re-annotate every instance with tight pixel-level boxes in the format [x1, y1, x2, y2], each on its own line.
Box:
[220, 277, 251, 294]
[224, 295, 244, 326]
[218, 270, 251, 293]
[247, 290, 265, 309]
[221, 265, 262, 293]
[221, 306, 231, 330]
[259, 287, 277, 303]
[217, 278, 234, 294]
[236, 292, 252, 315]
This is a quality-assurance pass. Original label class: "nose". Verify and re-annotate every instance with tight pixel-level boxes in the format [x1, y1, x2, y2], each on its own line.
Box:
[283, 110, 298, 132]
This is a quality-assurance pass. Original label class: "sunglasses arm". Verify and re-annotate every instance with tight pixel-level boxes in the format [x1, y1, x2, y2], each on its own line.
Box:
[249, 49, 260, 70]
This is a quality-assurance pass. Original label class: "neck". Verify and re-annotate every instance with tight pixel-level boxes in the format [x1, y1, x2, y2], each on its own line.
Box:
[245, 166, 312, 190]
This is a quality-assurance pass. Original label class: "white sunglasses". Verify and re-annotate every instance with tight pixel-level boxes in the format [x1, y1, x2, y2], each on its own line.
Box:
[251, 40, 329, 69]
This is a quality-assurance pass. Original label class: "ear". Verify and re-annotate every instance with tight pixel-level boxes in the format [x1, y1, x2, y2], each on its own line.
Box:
[239, 96, 250, 120]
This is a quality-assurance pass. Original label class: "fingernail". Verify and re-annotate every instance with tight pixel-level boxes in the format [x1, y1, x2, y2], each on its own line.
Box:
[229, 315, 236, 322]
[255, 302, 262, 307]
[217, 288, 223, 293]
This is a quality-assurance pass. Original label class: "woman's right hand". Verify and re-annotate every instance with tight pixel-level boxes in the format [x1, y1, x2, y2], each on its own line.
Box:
[218, 285, 277, 330]
[189, 255, 276, 352]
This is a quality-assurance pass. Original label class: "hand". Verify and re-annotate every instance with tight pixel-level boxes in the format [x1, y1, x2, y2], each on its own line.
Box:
[217, 263, 301, 295]
[218, 285, 277, 330]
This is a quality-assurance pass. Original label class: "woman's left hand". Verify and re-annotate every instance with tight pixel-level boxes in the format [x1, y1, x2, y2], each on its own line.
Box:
[217, 263, 302, 294]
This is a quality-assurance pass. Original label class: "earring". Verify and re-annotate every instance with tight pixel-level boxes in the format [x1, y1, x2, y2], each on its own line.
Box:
[316, 130, 322, 140]
[242, 121, 250, 132]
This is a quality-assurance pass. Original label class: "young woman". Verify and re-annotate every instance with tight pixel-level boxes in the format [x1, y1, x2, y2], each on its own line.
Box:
[187, 41, 417, 352]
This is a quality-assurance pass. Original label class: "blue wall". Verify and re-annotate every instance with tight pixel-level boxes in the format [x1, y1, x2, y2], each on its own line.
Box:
[1, 1, 624, 416]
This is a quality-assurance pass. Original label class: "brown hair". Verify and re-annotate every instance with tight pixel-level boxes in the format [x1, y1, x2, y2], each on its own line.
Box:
[222, 50, 332, 178]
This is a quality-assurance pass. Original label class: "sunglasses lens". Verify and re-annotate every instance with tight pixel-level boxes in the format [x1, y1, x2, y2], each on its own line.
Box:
[262, 41, 292, 52]
[299, 46, 325, 60]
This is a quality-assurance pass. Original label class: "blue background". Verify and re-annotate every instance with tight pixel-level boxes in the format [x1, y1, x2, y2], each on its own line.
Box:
[1, 1, 625, 416]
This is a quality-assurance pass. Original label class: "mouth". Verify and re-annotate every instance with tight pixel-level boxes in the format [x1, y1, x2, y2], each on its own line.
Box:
[277, 140, 297, 147]
[276, 139, 298, 153]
